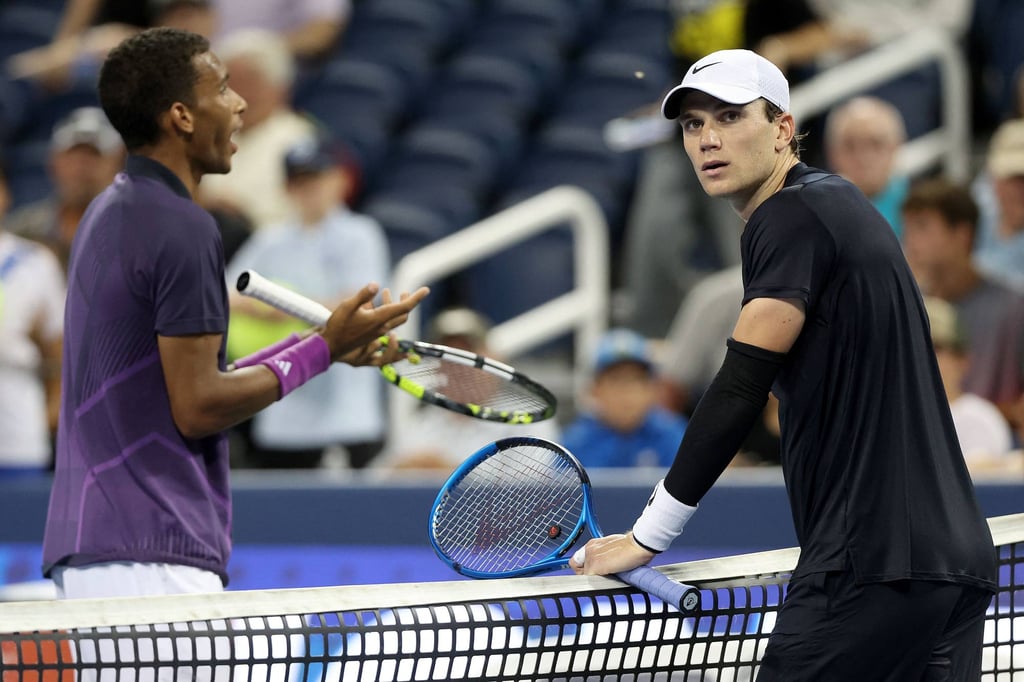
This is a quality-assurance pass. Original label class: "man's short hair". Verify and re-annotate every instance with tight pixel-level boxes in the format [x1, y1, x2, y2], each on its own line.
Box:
[901, 177, 980, 245]
[98, 27, 211, 151]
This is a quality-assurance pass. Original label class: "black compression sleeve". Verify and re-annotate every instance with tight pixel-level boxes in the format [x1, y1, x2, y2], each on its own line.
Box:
[664, 338, 787, 506]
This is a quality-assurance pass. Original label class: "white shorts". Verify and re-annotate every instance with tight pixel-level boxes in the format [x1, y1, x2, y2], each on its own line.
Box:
[52, 561, 223, 599]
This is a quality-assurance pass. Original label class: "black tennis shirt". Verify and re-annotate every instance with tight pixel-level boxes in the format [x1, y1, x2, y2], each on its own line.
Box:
[742, 164, 996, 589]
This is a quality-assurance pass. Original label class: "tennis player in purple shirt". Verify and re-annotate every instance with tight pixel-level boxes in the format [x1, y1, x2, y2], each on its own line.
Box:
[42, 28, 429, 599]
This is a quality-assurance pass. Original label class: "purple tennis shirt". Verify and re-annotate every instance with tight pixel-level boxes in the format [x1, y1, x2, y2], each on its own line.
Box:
[43, 156, 232, 584]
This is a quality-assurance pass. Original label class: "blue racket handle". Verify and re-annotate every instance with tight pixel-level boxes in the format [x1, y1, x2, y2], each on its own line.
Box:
[617, 566, 701, 613]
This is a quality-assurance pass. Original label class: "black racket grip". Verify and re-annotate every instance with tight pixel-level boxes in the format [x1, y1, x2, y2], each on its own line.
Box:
[618, 566, 701, 613]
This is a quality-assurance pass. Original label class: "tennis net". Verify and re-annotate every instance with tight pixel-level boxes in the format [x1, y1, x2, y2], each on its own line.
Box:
[2, 513, 1021, 681]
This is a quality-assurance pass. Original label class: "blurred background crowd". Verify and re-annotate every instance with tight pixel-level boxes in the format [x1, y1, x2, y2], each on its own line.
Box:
[1, 0, 1022, 479]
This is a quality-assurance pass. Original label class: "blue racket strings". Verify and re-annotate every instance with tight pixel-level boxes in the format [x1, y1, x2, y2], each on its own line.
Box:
[433, 442, 586, 575]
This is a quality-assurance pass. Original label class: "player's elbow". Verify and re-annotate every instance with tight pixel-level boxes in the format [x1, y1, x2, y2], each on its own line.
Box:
[169, 402, 223, 440]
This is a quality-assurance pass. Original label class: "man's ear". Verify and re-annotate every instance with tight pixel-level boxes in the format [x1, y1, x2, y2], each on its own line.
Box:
[166, 102, 195, 137]
[776, 112, 796, 152]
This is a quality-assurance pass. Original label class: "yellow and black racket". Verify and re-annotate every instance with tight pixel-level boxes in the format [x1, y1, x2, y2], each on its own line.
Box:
[236, 270, 557, 424]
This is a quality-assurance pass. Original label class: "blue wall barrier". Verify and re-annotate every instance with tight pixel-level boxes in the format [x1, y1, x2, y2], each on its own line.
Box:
[2, 470, 1020, 590]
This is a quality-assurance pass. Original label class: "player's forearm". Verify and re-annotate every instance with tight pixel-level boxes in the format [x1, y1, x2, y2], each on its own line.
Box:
[663, 339, 785, 506]
[170, 365, 284, 439]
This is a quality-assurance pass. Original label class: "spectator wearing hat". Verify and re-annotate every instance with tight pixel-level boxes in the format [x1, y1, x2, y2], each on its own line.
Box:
[972, 118, 1024, 293]
[562, 328, 688, 469]
[224, 133, 388, 469]
[6, 107, 124, 272]
[923, 296, 1015, 472]
[377, 307, 562, 472]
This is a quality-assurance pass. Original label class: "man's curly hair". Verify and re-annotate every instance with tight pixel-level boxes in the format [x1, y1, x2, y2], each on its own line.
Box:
[98, 28, 211, 151]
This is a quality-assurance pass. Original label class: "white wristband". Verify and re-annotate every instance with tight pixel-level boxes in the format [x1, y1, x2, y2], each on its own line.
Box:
[631, 479, 698, 553]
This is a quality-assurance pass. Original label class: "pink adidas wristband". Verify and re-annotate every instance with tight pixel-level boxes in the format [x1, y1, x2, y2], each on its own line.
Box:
[233, 333, 303, 369]
[259, 334, 331, 399]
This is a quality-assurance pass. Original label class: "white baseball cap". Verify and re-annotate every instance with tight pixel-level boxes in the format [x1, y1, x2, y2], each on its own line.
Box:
[661, 49, 790, 120]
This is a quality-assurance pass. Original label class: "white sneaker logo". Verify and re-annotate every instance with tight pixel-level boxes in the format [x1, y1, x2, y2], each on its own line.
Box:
[275, 359, 292, 376]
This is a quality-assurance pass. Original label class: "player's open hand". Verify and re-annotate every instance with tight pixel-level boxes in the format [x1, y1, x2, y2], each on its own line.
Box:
[568, 532, 655, 576]
[322, 284, 429, 361]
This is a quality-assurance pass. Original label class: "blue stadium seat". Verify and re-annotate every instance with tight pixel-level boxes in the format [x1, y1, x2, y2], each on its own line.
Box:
[504, 123, 638, 235]
[0, 6, 60, 62]
[344, 0, 459, 60]
[423, 54, 541, 127]
[3, 140, 53, 209]
[374, 127, 499, 205]
[470, 0, 581, 56]
[457, 37, 567, 102]
[588, 0, 673, 61]
[360, 195, 452, 266]
[409, 115, 526, 184]
[295, 59, 408, 132]
[463, 227, 576, 332]
[550, 51, 672, 129]
[331, 42, 435, 104]
[307, 115, 392, 193]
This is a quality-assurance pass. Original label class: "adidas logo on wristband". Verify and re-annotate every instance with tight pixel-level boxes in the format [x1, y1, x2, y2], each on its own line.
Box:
[274, 359, 293, 376]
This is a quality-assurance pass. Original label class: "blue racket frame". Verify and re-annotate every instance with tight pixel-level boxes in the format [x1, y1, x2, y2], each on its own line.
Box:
[429, 437, 701, 613]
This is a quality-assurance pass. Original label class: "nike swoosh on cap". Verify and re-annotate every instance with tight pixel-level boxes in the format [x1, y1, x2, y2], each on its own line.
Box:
[691, 61, 722, 74]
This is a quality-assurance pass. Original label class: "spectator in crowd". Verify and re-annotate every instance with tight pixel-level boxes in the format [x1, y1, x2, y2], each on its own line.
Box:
[923, 296, 1015, 471]
[901, 176, 1024, 440]
[562, 328, 687, 469]
[378, 307, 561, 472]
[7, 0, 217, 94]
[823, 96, 909, 236]
[0, 167, 65, 477]
[213, 0, 350, 62]
[225, 134, 389, 469]
[6, 107, 124, 272]
[971, 118, 1024, 293]
[657, 264, 781, 466]
[199, 28, 317, 230]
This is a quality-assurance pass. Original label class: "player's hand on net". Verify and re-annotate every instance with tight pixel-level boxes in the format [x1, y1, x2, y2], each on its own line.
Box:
[569, 532, 656, 576]
[321, 285, 429, 361]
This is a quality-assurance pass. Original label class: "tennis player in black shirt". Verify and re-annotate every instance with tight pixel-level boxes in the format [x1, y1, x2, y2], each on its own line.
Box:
[572, 49, 997, 680]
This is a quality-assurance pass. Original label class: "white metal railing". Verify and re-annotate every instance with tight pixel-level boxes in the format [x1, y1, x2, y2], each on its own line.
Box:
[607, 28, 970, 180]
[788, 27, 971, 181]
[384, 27, 970, 441]
[389, 185, 609, 438]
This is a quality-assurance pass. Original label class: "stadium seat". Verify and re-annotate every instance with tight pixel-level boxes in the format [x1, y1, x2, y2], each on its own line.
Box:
[423, 54, 541, 127]
[588, 0, 673, 61]
[0, 6, 60, 62]
[470, 0, 581, 56]
[330, 42, 435, 104]
[3, 139, 53, 209]
[295, 59, 408, 132]
[409, 115, 526, 184]
[503, 123, 638, 236]
[374, 127, 499, 205]
[457, 37, 567, 103]
[344, 0, 459, 60]
[463, 227, 576, 331]
[360, 195, 452, 265]
[550, 51, 672, 129]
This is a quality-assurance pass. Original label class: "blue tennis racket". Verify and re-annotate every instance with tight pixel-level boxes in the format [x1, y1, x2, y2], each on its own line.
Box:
[429, 436, 701, 613]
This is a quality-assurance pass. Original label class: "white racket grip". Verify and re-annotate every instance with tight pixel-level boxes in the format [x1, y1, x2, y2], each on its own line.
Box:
[236, 270, 331, 326]
[631, 479, 698, 553]
[618, 565, 701, 613]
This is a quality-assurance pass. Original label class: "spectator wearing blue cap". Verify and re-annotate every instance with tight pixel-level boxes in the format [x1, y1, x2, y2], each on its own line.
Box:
[224, 132, 389, 469]
[562, 329, 688, 469]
